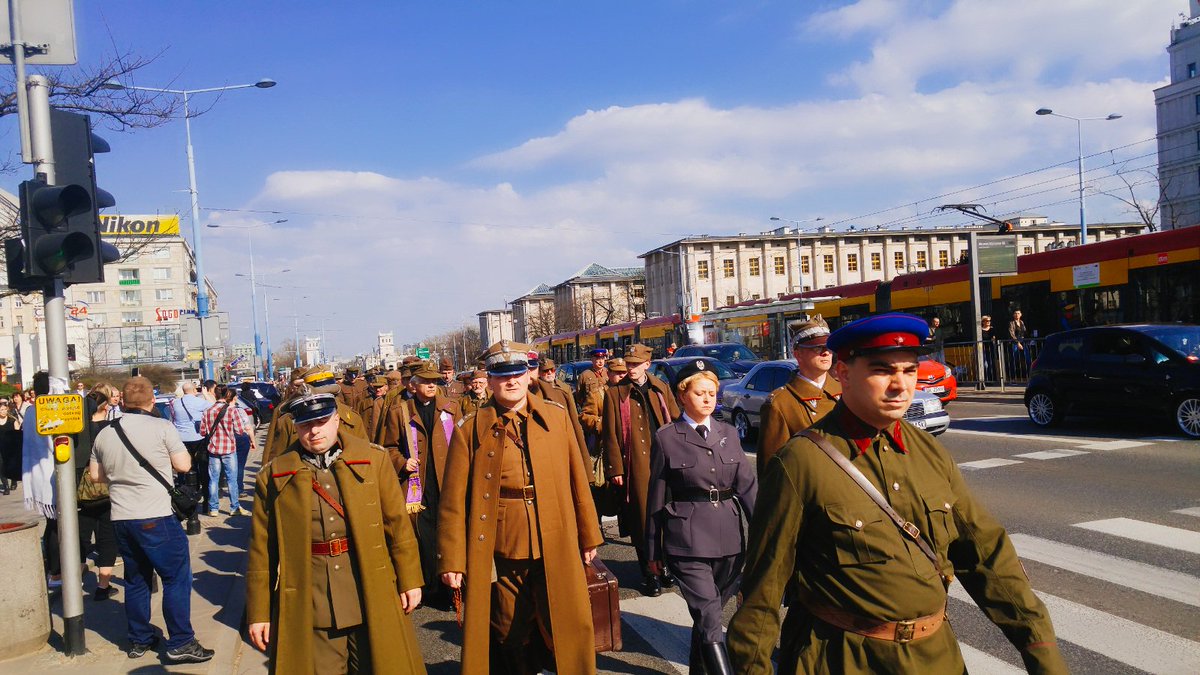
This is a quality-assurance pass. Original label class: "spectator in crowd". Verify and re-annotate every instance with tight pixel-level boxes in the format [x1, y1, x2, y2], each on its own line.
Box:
[0, 398, 19, 494]
[200, 385, 254, 517]
[20, 373, 60, 587]
[1009, 309, 1031, 377]
[106, 386, 125, 421]
[12, 390, 31, 429]
[981, 315, 998, 382]
[200, 379, 218, 404]
[78, 386, 118, 600]
[89, 376, 213, 663]
[926, 316, 946, 364]
[169, 382, 214, 503]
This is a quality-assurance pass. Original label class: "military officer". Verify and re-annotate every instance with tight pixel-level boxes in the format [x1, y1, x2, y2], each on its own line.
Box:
[646, 359, 757, 675]
[438, 341, 602, 674]
[359, 375, 389, 440]
[757, 315, 842, 474]
[439, 357, 465, 399]
[247, 390, 427, 674]
[263, 370, 369, 464]
[727, 313, 1068, 674]
[601, 343, 680, 596]
[526, 351, 590, 468]
[581, 357, 626, 521]
[457, 369, 490, 417]
[575, 348, 608, 411]
[579, 354, 619, 442]
[337, 367, 368, 411]
[263, 366, 312, 466]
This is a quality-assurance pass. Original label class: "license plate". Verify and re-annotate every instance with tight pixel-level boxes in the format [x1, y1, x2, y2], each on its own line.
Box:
[911, 419, 927, 429]
[925, 386, 945, 394]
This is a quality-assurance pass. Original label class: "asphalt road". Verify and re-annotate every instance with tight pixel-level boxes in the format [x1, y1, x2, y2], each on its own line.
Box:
[412, 399, 1199, 674]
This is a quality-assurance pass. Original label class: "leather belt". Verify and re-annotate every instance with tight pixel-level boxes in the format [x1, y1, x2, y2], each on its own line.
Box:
[673, 487, 734, 504]
[499, 485, 536, 501]
[800, 593, 946, 643]
[312, 537, 351, 557]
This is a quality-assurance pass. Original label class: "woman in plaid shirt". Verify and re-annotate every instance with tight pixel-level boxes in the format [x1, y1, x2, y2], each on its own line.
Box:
[200, 385, 258, 516]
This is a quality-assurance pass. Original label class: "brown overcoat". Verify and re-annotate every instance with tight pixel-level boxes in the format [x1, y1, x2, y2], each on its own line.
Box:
[601, 375, 679, 545]
[262, 401, 368, 464]
[246, 430, 426, 675]
[405, 394, 462, 491]
[530, 379, 589, 467]
[437, 396, 603, 674]
[756, 374, 841, 474]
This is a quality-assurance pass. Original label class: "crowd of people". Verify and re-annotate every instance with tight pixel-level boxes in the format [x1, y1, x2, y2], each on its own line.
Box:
[8, 310, 1069, 673]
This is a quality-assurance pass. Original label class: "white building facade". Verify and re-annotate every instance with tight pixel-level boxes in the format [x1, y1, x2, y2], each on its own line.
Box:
[1156, 4, 1200, 230]
[477, 309, 514, 346]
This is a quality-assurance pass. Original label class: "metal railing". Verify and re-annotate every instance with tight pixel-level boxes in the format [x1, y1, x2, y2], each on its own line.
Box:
[940, 338, 1046, 391]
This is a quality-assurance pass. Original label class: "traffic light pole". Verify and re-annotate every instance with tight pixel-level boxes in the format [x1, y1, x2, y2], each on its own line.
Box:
[28, 75, 86, 655]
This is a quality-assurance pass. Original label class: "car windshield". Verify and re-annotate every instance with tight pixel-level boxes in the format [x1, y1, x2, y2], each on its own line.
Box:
[1137, 326, 1200, 358]
[684, 345, 754, 362]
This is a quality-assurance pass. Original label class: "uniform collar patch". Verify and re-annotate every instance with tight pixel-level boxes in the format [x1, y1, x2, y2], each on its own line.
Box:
[834, 404, 907, 456]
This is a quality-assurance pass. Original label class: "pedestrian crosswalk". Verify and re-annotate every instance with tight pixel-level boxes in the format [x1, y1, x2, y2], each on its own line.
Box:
[613, 505, 1200, 674]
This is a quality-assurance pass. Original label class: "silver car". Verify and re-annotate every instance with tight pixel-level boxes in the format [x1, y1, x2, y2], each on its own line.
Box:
[721, 360, 949, 439]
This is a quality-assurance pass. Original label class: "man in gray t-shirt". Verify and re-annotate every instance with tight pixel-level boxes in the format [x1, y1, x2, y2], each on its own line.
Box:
[88, 376, 214, 664]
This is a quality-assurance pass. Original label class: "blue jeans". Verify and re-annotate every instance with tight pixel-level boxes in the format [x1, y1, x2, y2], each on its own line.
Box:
[207, 452, 242, 512]
[234, 433, 251, 499]
[113, 516, 194, 649]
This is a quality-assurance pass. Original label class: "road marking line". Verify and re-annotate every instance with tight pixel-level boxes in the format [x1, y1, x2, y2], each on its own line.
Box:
[1073, 518, 1200, 555]
[1075, 440, 1151, 451]
[1138, 436, 1182, 442]
[620, 592, 694, 674]
[943, 428, 1095, 444]
[1012, 449, 1090, 460]
[1174, 507, 1200, 519]
[958, 458, 1024, 470]
[959, 645, 1024, 675]
[1009, 533, 1200, 607]
[949, 584, 1200, 673]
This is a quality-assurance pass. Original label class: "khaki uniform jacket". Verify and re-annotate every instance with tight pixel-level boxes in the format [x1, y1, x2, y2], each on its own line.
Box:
[405, 394, 462, 491]
[579, 384, 605, 437]
[337, 380, 368, 411]
[727, 403, 1067, 675]
[530, 379, 589, 467]
[437, 396, 603, 674]
[756, 374, 841, 474]
[575, 367, 606, 410]
[246, 431, 426, 675]
[601, 376, 680, 543]
[262, 401, 368, 465]
[457, 391, 489, 419]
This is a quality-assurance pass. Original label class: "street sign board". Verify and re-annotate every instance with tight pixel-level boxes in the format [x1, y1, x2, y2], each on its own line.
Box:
[977, 235, 1018, 277]
[35, 394, 84, 435]
[416, 347, 430, 359]
[0, 0, 77, 65]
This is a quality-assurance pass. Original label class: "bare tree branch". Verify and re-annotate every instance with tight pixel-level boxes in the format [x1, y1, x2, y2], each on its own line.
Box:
[1098, 163, 1163, 232]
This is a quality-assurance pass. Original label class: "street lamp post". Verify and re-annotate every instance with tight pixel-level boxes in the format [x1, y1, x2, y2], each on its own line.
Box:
[1034, 108, 1122, 245]
[211, 220, 286, 381]
[102, 77, 277, 379]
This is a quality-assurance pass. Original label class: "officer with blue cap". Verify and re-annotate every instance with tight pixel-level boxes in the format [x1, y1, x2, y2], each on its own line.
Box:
[728, 312, 1067, 675]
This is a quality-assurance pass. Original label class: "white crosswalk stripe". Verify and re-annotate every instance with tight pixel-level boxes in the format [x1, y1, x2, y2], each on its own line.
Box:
[958, 457, 1023, 469]
[958, 645, 1025, 675]
[1074, 517, 1200, 554]
[1012, 449, 1089, 460]
[1174, 506, 1200, 518]
[620, 593, 693, 674]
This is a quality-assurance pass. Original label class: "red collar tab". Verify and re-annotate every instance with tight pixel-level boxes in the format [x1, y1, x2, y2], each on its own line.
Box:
[838, 331, 923, 361]
[835, 406, 907, 455]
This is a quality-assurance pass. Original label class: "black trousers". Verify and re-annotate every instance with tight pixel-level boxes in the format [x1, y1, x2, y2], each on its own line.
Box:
[668, 553, 745, 669]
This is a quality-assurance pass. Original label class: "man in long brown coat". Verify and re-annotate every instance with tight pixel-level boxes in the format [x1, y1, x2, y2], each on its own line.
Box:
[757, 315, 842, 474]
[574, 348, 608, 411]
[438, 340, 602, 674]
[337, 368, 368, 410]
[263, 370, 369, 464]
[247, 391, 426, 674]
[601, 343, 680, 596]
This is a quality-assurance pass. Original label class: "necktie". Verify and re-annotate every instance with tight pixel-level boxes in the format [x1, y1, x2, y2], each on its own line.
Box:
[696, 424, 708, 439]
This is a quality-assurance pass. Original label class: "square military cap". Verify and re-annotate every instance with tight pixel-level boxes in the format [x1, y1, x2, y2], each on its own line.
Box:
[479, 340, 531, 376]
[384, 370, 404, 384]
[526, 351, 540, 369]
[413, 360, 442, 381]
[606, 357, 628, 373]
[623, 343, 653, 365]
[440, 357, 455, 371]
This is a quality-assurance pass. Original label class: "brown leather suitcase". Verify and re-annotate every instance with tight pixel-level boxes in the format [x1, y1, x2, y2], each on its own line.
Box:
[585, 559, 622, 652]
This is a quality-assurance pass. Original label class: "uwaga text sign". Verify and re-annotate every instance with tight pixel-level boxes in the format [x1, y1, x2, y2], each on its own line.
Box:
[100, 214, 181, 237]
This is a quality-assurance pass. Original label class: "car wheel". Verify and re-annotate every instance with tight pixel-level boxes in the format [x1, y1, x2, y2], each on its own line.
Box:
[1176, 396, 1200, 439]
[1026, 391, 1062, 427]
[733, 410, 753, 441]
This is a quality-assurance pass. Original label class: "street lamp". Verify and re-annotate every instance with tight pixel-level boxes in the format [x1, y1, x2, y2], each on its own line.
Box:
[209, 219, 286, 380]
[101, 77, 277, 379]
[1035, 108, 1122, 245]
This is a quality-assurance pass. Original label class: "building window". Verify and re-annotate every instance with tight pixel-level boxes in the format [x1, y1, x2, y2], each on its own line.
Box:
[726, 295, 735, 307]
[120, 290, 141, 306]
[153, 247, 171, 259]
[1190, 62, 1197, 78]
[773, 256, 785, 275]
[697, 260, 709, 280]
[871, 252, 882, 271]
[85, 291, 105, 304]
[119, 268, 140, 283]
[153, 267, 171, 280]
[800, 256, 810, 274]
[803, 285, 811, 292]
[14, 298, 22, 308]
[938, 250, 949, 268]
[90, 313, 105, 326]
[894, 252, 905, 269]
[156, 288, 173, 301]
[847, 253, 859, 272]
[632, 286, 644, 299]
[122, 311, 141, 325]
[723, 259, 735, 278]
[1023, 246, 1033, 255]
[823, 255, 834, 273]
[749, 257, 760, 277]
[751, 294, 760, 300]
[700, 297, 710, 313]
[916, 251, 927, 268]
[1195, 93, 1200, 115]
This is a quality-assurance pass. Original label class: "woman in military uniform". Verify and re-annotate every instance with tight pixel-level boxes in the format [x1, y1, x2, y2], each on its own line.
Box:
[646, 360, 757, 675]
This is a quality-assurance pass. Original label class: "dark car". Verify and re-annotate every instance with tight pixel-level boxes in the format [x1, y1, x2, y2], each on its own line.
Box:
[672, 343, 762, 375]
[237, 381, 280, 426]
[555, 360, 595, 393]
[647, 357, 740, 417]
[1024, 324, 1200, 438]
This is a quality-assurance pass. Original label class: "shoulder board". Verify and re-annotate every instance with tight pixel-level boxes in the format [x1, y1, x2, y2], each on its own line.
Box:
[368, 442, 387, 453]
[542, 399, 566, 410]
[802, 397, 822, 402]
[457, 412, 476, 428]
[343, 459, 371, 466]
[272, 470, 298, 478]
[765, 390, 779, 402]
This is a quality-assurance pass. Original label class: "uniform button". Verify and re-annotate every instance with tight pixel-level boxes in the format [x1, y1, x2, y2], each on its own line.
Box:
[854, 519, 863, 529]
[485, 473, 493, 479]
[480, 514, 487, 520]
[325, 484, 332, 489]
[493, 431, 500, 437]
[710, 468, 716, 473]
[488, 451, 495, 457]
[334, 564, 340, 570]
[484, 493, 490, 499]
[436, 553, 442, 560]
[707, 450, 713, 456]
[944, 502, 952, 509]
[478, 535, 485, 541]
[892, 482, 900, 491]
[329, 516, 335, 521]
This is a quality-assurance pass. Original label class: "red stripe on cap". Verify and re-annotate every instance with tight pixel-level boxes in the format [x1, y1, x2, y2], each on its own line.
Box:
[838, 331, 923, 360]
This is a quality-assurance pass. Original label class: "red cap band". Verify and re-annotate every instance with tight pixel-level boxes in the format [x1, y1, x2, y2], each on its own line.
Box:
[837, 331, 923, 360]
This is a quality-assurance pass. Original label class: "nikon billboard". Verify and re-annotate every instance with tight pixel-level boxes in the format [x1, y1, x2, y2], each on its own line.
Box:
[99, 214, 180, 237]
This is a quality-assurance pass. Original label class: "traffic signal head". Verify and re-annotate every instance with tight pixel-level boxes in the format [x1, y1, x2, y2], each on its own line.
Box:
[19, 178, 96, 277]
[49, 109, 118, 285]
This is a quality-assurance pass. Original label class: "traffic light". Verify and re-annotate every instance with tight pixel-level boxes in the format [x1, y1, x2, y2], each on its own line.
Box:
[18, 177, 94, 277]
[49, 109, 120, 285]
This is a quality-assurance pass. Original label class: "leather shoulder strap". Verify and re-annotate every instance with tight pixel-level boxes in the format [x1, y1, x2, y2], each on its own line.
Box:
[799, 429, 944, 577]
[112, 418, 175, 492]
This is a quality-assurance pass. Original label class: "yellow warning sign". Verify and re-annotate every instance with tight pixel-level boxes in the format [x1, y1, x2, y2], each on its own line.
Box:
[35, 394, 85, 436]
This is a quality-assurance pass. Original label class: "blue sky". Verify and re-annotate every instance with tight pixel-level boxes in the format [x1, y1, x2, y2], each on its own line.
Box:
[0, 1, 1181, 357]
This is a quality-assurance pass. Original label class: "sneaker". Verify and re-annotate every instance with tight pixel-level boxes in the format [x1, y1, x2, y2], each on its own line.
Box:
[127, 636, 159, 659]
[47, 575, 62, 589]
[93, 586, 116, 601]
[165, 639, 214, 664]
[231, 507, 250, 516]
[207, 509, 219, 517]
